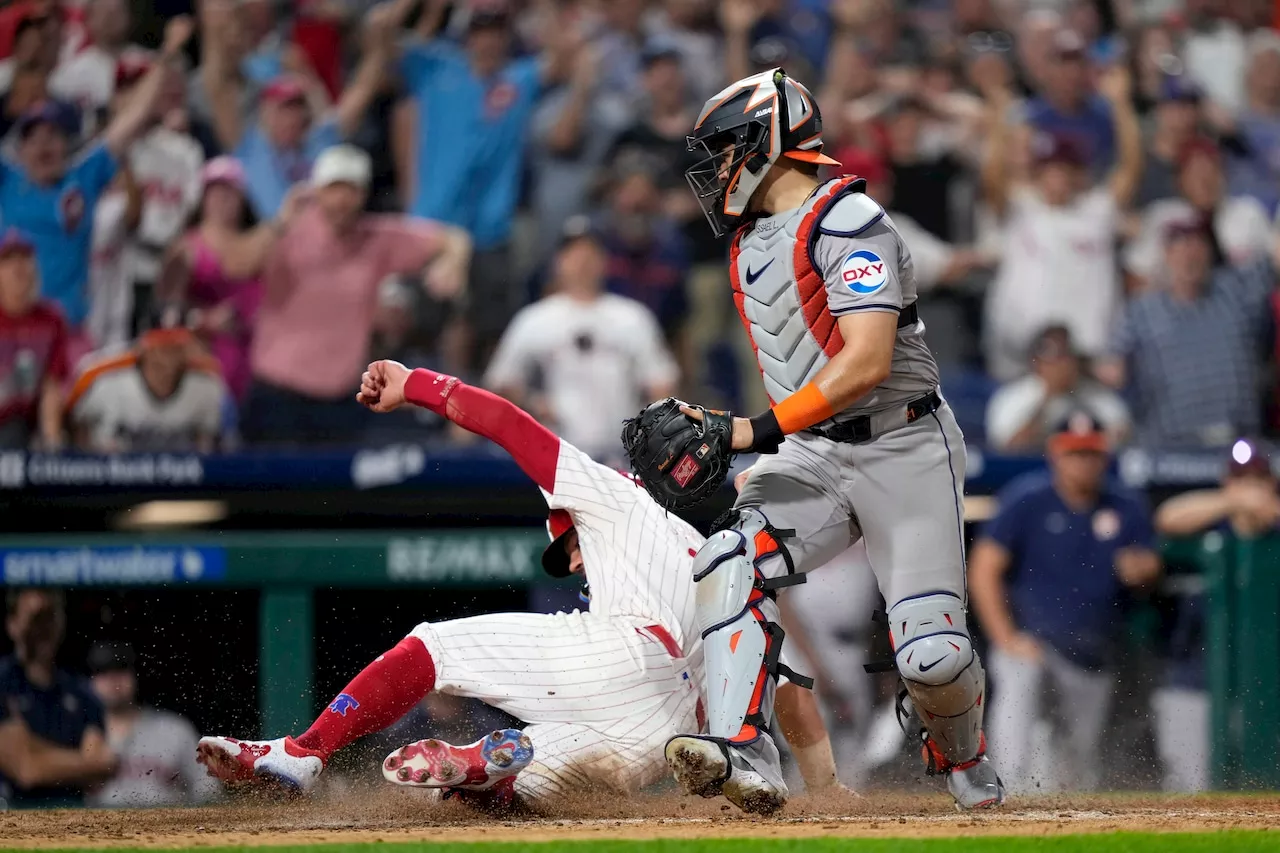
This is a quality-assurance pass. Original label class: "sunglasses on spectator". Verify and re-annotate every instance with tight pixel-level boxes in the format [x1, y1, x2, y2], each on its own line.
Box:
[966, 31, 1013, 54]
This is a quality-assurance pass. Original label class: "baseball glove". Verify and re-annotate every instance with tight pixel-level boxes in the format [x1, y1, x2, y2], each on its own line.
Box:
[622, 398, 735, 510]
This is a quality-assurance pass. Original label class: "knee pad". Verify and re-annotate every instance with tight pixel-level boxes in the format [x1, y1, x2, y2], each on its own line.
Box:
[888, 592, 986, 763]
[693, 510, 809, 739]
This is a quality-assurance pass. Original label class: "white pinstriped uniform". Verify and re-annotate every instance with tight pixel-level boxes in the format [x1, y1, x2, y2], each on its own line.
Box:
[409, 441, 704, 803]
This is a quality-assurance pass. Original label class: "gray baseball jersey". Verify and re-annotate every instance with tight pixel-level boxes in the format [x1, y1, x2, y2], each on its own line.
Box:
[730, 176, 939, 424]
[728, 176, 967, 608]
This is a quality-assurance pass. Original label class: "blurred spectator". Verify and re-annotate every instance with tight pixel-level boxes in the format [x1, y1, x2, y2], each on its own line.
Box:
[982, 65, 1142, 380]
[1134, 75, 1204, 208]
[1022, 30, 1116, 173]
[1099, 215, 1278, 447]
[0, 228, 66, 450]
[596, 151, 691, 342]
[200, 0, 395, 219]
[396, 0, 577, 370]
[157, 157, 272, 403]
[85, 164, 142, 349]
[0, 17, 192, 333]
[1183, 2, 1248, 115]
[83, 642, 217, 808]
[1125, 137, 1274, 287]
[1130, 23, 1181, 113]
[484, 215, 678, 461]
[245, 144, 470, 446]
[1151, 439, 1280, 793]
[644, 0, 723, 104]
[0, 589, 117, 809]
[986, 325, 1130, 453]
[590, 0, 648, 112]
[0, 10, 66, 142]
[721, 0, 835, 82]
[969, 410, 1161, 794]
[49, 0, 150, 126]
[68, 327, 227, 452]
[1224, 33, 1280, 213]
[118, 57, 205, 309]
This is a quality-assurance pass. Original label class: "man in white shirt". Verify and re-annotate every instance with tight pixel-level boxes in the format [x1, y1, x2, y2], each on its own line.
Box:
[484, 216, 679, 462]
[985, 324, 1130, 452]
[981, 65, 1143, 381]
[49, 0, 150, 128]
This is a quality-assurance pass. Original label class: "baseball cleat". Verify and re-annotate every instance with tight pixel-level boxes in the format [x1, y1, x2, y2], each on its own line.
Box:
[196, 735, 325, 795]
[665, 733, 788, 816]
[920, 731, 1006, 810]
[382, 728, 533, 791]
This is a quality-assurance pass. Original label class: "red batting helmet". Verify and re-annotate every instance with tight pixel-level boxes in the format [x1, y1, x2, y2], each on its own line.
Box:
[541, 509, 575, 578]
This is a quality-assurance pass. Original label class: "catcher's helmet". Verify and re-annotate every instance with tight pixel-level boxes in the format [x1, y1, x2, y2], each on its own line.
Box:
[685, 67, 840, 238]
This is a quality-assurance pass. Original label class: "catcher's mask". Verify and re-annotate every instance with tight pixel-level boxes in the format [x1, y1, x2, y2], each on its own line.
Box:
[541, 509, 575, 578]
[686, 67, 839, 238]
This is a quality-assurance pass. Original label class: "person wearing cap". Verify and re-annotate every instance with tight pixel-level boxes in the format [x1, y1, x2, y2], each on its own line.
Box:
[48, 0, 149, 121]
[1225, 33, 1280, 213]
[196, 355, 842, 805]
[484, 214, 678, 461]
[0, 227, 67, 450]
[0, 9, 69, 144]
[1151, 438, 1280, 792]
[84, 642, 218, 808]
[981, 60, 1142, 380]
[1099, 212, 1280, 447]
[1133, 74, 1205, 208]
[200, 0, 400, 219]
[243, 143, 470, 446]
[66, 326, 228, 452]
[969, 408, 1161, 794]
[1, 588, 119, 809]
[0, 16, 194, 332]
[985, 324, 1130, 452]
[396, 0, 581, 371]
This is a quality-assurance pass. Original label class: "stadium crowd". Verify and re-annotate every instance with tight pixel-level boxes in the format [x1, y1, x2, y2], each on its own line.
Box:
[0, 0, 1278, 458]
[2, 0, 1280, 808]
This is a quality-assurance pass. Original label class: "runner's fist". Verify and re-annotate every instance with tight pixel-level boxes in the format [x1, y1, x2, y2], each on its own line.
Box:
[357, 360, 411, 413]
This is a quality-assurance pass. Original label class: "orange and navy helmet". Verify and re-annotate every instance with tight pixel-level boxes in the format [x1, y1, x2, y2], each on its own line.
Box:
[685, 67, 839, 238]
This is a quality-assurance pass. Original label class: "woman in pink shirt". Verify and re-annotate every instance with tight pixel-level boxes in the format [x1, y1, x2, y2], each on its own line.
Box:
[158, 157, 296, 401]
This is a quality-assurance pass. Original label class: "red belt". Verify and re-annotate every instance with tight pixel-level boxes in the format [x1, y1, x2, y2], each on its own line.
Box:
[638, 624, 706, 732]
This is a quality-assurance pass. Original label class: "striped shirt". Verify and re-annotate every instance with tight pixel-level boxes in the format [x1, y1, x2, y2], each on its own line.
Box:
[1109, 259, 1275, 446]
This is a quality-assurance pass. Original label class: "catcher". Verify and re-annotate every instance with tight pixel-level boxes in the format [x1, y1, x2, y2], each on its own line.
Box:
[624, 68, 1004, 815]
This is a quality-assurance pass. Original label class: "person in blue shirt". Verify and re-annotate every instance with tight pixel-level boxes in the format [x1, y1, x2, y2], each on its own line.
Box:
[0, 588, 118, 809]
[969, 409, 1161, 794]
[1152, 438, 1280, 792]
[0, 17, 194, 330]
[199, 0, 396, 219]
[1022, 29, 1117, 174]
[396, 0, 577, 371]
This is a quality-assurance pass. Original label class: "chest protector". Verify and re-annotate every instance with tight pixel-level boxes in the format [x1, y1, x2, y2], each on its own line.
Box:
[730, 176, 883, 405]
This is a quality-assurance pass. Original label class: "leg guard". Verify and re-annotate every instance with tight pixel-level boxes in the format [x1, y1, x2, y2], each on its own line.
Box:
[888, 592, 985, 764]
[693, 509, 810, 743]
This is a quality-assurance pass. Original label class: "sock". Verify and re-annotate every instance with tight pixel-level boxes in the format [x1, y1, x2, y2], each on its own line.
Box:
[295, 635, 436, 760]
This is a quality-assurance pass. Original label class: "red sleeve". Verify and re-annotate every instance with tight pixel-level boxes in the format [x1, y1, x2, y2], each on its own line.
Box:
[404, 368, 560, 492]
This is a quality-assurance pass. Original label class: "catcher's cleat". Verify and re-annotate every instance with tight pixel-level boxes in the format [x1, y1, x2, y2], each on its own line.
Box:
[665, 733, 788, 816]
[918, 730, 1005, 809]
[196, 735, 325, 795]
[382, 728, 533, 791]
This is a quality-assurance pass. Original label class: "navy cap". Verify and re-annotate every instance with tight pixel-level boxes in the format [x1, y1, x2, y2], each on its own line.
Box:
[15, 100, 77, 138]
[1160, 73, 1203, 103]
[1048, 408, 1109, 453]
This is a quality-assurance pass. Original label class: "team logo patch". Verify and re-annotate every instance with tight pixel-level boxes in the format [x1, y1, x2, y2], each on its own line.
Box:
[329, 693, 360, 716]
[59, 186, 85, 233]
[841, 249, 888, 295]
[484, 81, 516, 118]
[671, 453, 702, 488]
[696, 443, 710, 459]
[1092, 509, 1121, 542]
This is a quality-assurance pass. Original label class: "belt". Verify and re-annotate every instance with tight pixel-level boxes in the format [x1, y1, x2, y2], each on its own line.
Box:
[808, 389, 942, 445]
[638, 624, 706, 732]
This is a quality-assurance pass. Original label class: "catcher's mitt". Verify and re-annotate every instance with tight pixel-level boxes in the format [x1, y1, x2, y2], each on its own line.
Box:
[621, 398, 735, 510]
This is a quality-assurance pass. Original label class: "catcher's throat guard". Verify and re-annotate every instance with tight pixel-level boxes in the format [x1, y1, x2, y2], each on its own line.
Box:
[622, 398, 735, 510]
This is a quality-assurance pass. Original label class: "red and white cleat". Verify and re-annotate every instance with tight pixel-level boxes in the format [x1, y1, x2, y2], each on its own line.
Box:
[382, 728, 533, 792]
[196, 735, 325, 795]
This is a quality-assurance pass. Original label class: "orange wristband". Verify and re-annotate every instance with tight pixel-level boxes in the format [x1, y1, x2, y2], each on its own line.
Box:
[771, 383, 837, 434]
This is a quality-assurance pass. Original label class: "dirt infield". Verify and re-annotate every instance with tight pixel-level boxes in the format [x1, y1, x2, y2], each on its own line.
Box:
[4, 791, 1279, 848]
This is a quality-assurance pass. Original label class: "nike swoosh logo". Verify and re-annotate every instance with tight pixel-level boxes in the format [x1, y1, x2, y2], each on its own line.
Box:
[744, 259, 774, 285]
[918, 657, 947, 673]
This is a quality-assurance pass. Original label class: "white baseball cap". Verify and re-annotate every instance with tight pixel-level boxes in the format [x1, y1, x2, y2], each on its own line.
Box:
[311, 145, 372, 190]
